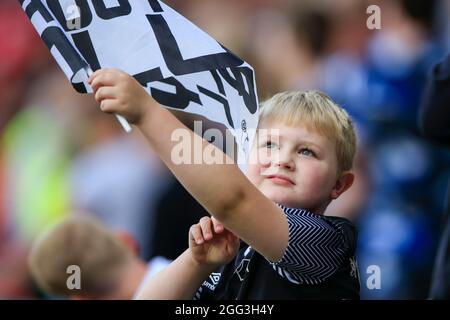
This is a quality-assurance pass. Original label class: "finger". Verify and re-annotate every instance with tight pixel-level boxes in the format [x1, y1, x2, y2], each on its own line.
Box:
[189, 224, 204, 245]
[88, 68, 110, 85]
[90, 70, 117, 92]
[88, 67, 120, 82]
[87, 68, 103, 84]
[94, 86, 117, 103]
[99, 99, 119, 114]
[211, 217, 224, 234]
[199, 217, 213, 241]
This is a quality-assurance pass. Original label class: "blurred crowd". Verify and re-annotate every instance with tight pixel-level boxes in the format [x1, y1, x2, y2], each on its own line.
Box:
[1, 0, 450, 299]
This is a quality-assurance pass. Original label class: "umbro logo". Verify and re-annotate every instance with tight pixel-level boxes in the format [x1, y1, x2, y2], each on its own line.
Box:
[209, 273, 221, 286]
[202, 272, 222, 291]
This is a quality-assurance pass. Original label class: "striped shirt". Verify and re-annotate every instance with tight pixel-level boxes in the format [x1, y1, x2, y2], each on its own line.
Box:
[195, 205, 360, 300]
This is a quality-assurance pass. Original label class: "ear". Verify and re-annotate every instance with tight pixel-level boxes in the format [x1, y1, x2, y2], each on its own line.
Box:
[330, 171, 354, 200]
[114, 230, 140, 255]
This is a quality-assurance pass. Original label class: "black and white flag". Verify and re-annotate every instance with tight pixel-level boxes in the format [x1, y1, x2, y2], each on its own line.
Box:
[18, 0, 259, 169]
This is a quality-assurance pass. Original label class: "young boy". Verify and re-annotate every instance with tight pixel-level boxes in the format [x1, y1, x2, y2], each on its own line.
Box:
[89, 68, 360, 299]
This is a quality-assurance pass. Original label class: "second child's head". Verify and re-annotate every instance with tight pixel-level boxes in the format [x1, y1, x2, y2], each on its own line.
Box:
[247, 90, 357, 214]
[28, 215, 141, 299]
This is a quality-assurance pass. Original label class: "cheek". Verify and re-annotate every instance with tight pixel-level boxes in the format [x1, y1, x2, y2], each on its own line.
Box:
[251, 149, 271, 168]
[299, 163, 335, 192]
[246, 165, 264, 187]
[248, 147, 258, 166]
[248, 146, 271, 169]
[247, 146, 263, 185]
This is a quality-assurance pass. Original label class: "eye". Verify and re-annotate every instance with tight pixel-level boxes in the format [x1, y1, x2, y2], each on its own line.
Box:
[264, 141, 276, 149]
[298, 148, 315, 157]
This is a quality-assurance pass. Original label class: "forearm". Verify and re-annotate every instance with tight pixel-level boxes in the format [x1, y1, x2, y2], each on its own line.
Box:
[89, 68, 256, 222]
[137, 104, 287, 261]
[90, 69, 293, 265]
[90, 68, 290, 263]
[137, 103, 252, 219]
[135, 249, 217, 300]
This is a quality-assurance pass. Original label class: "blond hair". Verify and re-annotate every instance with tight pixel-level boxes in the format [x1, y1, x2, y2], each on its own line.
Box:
[259, 90, 356, 173]
[28, 215, 132, 297]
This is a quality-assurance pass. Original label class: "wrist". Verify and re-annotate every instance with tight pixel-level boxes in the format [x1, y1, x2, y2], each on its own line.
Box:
[187, 250, 220, 273]
[136, 96, 158, 127]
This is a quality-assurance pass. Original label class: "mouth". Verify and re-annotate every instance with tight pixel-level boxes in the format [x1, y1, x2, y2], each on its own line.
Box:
[267, 174, 295, 186]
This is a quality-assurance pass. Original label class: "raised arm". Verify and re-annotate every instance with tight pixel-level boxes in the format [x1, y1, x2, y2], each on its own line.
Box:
[89, 68, 289, 262]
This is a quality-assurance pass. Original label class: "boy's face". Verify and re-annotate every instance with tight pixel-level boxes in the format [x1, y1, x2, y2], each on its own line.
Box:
[247, 118, 340, 213]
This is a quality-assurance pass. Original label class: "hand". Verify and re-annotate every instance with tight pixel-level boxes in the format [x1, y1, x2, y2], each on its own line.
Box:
[88, 68, 156, 125]
[189, 216, 240, 267]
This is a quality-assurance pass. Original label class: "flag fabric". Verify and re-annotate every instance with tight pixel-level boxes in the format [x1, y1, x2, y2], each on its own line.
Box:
[18, 0, 259, 169]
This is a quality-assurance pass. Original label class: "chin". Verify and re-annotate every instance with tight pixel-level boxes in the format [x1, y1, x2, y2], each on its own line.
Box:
[265, 191, 304, 209]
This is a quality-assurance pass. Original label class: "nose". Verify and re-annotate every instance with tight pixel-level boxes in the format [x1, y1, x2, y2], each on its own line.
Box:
[273, 150, 295, 170]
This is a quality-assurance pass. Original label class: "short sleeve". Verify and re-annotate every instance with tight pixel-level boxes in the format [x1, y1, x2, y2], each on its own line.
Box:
[270, 206, 352, 285]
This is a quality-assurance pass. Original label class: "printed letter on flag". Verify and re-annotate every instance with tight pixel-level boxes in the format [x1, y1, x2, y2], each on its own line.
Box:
[18, 0, 259, 170]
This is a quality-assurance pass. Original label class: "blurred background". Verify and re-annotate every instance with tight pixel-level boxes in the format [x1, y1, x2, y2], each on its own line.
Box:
[1, 0, 450, 299]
